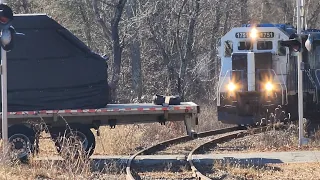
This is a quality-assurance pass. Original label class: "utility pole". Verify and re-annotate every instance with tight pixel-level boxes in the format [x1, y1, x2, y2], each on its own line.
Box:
[0, 1, 15, 154]
[297, 0, 306, 147]
[0, 0, 8, 153]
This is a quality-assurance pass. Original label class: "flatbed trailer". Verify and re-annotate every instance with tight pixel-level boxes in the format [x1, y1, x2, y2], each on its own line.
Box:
[2, 102, 200, 160]
[0, 13, 200, 160]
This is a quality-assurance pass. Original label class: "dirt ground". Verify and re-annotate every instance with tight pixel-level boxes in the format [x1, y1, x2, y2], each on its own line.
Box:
[2, 114, 320, 179]
[212, 162, 320, 180]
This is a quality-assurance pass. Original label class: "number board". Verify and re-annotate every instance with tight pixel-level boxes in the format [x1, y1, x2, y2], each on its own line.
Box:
[235, 32, 275, 38]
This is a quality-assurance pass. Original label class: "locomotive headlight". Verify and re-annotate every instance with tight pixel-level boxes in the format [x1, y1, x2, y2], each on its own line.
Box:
[250, 28, 258, 39]
[227, 82, 236, 91]
[265, 82, 274, 91]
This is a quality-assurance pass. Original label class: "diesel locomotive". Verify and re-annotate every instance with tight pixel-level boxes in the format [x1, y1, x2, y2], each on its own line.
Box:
[216, 23, 320, 126]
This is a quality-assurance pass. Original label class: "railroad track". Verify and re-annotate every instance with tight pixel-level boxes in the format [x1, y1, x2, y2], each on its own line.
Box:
[188, 126, 269, 180]
[125, 126, 247, 180]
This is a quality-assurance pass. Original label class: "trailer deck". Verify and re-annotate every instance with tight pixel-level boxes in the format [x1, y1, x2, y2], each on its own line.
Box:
[0, 102, 200, 136]
[0, 102, 199, 117]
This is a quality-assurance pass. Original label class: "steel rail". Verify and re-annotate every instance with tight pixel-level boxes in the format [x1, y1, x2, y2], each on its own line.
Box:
[125, 126, 244, 180]
[188, 126, 269, 179]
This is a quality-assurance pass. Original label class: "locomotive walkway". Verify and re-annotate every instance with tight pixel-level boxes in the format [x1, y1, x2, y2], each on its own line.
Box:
[35, 150, 320, 166]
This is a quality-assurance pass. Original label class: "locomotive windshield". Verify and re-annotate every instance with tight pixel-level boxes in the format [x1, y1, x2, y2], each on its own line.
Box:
[238, 41, 252, 50]
[257, 41, 273, 50]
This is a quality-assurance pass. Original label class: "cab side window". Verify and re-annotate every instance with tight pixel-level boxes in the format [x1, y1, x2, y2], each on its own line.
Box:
[224, 40, 233, 57]
[278, 41, 287, 56]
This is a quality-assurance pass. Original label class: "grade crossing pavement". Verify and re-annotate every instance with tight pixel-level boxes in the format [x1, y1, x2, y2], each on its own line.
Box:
[34, 150, 320, 167]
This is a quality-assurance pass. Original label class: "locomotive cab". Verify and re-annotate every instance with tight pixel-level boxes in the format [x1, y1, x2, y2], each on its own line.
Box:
[217, 24, 295, 125]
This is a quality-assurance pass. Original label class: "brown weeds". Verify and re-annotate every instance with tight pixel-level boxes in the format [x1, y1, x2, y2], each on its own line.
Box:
[0, 104, 221, 179]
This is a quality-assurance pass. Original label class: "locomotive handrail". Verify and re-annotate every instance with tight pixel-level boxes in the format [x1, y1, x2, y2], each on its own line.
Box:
[305, 69, 318, 104]
[217, 70, 230, 106]
[314, 69, 320, 103]
[279, 62, 289, 105]
[314, 69, 320, 87]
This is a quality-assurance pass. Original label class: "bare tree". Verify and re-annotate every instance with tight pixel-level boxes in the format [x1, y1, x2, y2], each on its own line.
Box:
[21, 0, 30, 13]
[80, 0, 93, 49]
[145, 1, 180, 95]
[92, 0, 112, 43]
[7, 0, 34, 13]
[240, 0, 249, 24]
[7, 0, 320, 105]
[126, 0, 142, 101]
[277, 0, 295, 25]
[109, 0, 127, 100]
[306, 0, 320, 28]
[178, 0, 200, 99]
[209, 0, 230, 78]
[93, 0, 127, 101]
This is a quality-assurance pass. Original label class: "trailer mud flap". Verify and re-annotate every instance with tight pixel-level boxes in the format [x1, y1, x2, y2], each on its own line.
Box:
[108, 119, 117, 129]
[158, 114, 167, 125]
[184, 113, 197, 138]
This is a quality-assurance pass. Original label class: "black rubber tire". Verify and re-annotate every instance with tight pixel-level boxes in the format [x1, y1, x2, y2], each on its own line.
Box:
[8, 124, 35, 162]
[51, 124, 96, 158]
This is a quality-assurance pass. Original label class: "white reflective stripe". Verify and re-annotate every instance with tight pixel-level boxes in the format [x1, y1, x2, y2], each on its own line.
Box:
[247, 52, 255, 91]
[1, 106, 193, 116]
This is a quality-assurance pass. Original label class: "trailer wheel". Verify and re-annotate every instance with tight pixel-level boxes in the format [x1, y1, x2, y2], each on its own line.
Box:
[53, 125, 95, 158]
[8, 125, 35, 162]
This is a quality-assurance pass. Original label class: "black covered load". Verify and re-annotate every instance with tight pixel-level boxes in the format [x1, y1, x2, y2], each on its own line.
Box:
[0, 14, 109, 112]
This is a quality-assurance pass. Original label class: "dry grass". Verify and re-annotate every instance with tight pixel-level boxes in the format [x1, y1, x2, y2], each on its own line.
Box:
[38, 104, 228, 156]
[137, 162, 193, 179]
[212, 160, 320, 180]
[0, 103, 223, 179]
[197, 104, 233, 132]
[210, 159, 280, 180]
[0, 134, 126, 179]
[0, 159, 125, 180]
[207, 123, 320, 179]
[258, 162, 320, 180]
[211, 122, 320, 153]
[38, 123, 188, 156]
[7, 104, 320, 179]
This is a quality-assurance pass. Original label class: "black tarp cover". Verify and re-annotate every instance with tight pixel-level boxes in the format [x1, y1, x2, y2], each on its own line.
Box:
[0, 14, 109, 112]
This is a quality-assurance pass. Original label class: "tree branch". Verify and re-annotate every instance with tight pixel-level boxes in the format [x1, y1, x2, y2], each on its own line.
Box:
[307, 2, 320, 28]
[79, 3, 93, 49]
[109, 0, 127, 90]
[92, 0, 112, 42]
[178, 0, 200, 98]
[175, 0, 188, 62]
